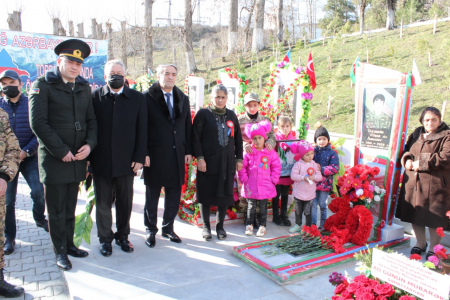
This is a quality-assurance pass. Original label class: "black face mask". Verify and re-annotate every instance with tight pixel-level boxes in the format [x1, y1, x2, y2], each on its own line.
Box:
[108, 74, 124, 89]
[2, 86, 20, 99]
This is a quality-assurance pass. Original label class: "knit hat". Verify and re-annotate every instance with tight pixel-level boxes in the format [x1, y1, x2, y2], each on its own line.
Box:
[290, 140, 314, 160]
[244, 93, 260, 105]
[314, 123, 330, 143]
[245, 120, 271, 140]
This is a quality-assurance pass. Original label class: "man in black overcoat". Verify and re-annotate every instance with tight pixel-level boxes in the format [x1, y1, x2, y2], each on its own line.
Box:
[29, 39, 98, 271]
[143, 64, 192, 247]
[90, 60, 147, 257]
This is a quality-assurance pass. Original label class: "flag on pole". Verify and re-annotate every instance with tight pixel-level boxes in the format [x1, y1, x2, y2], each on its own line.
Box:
[411, 58, 422, 86]
[148, 68, 154, 78]
[283, 49, 291, 63]
[350, 57, 361, 84]
[306, 51, 316, 90]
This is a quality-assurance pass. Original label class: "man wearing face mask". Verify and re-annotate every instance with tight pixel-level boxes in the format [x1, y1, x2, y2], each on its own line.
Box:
[0, 70, 48, 256]
[90, 59, 147, 257]
[29, 39, 97, 271]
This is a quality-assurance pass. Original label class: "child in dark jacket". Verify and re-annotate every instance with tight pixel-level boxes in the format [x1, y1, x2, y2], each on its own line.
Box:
[312, 125, 340, 229]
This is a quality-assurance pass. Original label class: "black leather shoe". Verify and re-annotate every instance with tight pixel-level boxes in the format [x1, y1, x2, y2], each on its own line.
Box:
[411, 242, 428, 255]
[4, 239, 14, 255]
[162, 231, 182, 243]
[36, 219, 49, 232]
[115, 239, 134, 253]
[217, 229, 227, 240]
[67, 246, 89, 258]
[145, 233, 156, 248]
[56, 254, 72, 271]
[202, 229, 212, 241]
[100, 243, 112, 257]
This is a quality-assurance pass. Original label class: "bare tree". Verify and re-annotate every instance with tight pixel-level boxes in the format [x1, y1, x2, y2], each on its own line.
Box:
[183, 0, 197, 74]
[242, 0, 257, 52]
[52, 18, 66, 36]
[121, 21, 128, 68]
[356, 0, 369, 34]
[228, 0, 239, 54]
[144, 0, 156, 71]
[77, 23, 85, 37]
[106, 22, 113, 59]
[276, 0, 283, 42]
[68, 21, 74, 36]
[7, 11, 22, 31]
[252, 0, 266, 53]
[97, 23, 103, 39]
[91, 19, 98, 39]
[386, 0, 396, 30]
[306, 0, 318, 39]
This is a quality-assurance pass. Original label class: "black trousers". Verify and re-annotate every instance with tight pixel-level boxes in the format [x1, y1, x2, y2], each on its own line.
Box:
[294, 198, 313, 227]
[144, 185, 181, 234]
[274, 185, 290, 216]
[247, 199, 268, 227]
[44, 182, 79, 254]
[93, 174, 134, 243]
[199, 204, 227, 231]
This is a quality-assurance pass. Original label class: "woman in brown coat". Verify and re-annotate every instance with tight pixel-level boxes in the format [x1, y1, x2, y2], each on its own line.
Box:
[396, 107, 450, 259]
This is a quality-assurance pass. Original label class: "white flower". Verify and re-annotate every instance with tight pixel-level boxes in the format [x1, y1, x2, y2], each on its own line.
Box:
[374, 195, 381, 202]
[366, 198, 372, 203]
[374, 186, 381, 194]
[356, 189, 364, 196]
[381, 189, 386, 194]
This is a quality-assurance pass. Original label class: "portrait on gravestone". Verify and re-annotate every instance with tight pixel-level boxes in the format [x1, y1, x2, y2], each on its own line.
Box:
[361, 87, 396, 150]
[277, 140, 300, 177]
[188, 85, 197, 108]
[225, 86, 236, 111]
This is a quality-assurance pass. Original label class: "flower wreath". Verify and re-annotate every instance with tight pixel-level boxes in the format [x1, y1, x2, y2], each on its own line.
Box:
[216, 68, 248, 114]
[345, 205, 373, 246]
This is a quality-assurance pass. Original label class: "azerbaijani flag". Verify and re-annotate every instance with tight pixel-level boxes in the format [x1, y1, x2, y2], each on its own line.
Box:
[350, 57, 361, 84]
[283, 49, 291, 63]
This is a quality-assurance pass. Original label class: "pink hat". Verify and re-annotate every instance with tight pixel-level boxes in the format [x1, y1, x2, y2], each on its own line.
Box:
[290, 140, 314, 160]
[245, 120, 271, 140]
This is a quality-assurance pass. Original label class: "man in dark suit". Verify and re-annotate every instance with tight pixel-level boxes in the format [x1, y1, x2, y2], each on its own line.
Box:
[29, 39, 97, 271]
[90, 59, 147, 257]
[143, 64, 192, 248]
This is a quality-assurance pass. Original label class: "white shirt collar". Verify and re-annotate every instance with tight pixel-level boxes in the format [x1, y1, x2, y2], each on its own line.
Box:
[110, 86, 124, 95]
[161, 89, 173, 96]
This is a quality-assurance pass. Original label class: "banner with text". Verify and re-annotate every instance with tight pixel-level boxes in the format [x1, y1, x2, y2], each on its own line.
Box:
[0, 30, 108, 93]
[371, 249, 450, 300]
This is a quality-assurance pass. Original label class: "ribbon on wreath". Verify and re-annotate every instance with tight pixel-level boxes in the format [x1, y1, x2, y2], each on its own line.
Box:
[226, 120, 234, 137]
[259, 156, 269, 169]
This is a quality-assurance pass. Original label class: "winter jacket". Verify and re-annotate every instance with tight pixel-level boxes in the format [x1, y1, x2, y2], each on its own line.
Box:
[238, 146, 281, 200]
[276, 130, 296, 185]
[238, 112, 276, 149]
[0, 94, 38, 157]
[313, 144, 340, 192]
[291, 160, 322, 201]
[396, 122, 450, 229]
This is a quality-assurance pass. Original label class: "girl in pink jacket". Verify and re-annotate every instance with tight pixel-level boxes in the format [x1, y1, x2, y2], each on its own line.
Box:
[289, 141, 323, 233]
[238, 120, 281, 237]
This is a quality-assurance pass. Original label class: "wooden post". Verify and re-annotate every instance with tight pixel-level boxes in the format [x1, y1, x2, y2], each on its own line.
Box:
[91, 19, 98, 39]
[366, 49, 369, 63]
[7, 11, 22, 31]
[442, 101, 448, 120]
[298, 56, 301, 67]
[303, 36, 307, 49]
[323, 34, 326, 46]
[172, 45, 177, 65]
[106, 22, 113, 59]
[77, 23, 85, 38]
[327, 96, 332, 119]
[68, 21, 74, 36]
[433, 15, 437, 34]
[400, 19, 403, 39]
[259, 76, 262, 89]
[120, 21, 127, 68]
[428, 52, 432, 67]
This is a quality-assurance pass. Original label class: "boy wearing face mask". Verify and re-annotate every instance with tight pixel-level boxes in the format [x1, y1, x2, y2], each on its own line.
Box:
[0, 70, 48, 256]
[90, 59, 147, 257]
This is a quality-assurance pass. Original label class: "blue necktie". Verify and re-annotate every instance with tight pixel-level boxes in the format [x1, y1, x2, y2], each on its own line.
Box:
[165, 93, 174, 119]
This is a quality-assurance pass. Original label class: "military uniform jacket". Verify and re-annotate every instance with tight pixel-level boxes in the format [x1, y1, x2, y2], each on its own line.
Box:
[0, 109, 20, 183]
[29, 68, 98, 184]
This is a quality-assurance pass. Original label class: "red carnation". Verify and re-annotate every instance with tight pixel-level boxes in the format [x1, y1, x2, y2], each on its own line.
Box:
[399, 296, 416, 300]
[437, 227, 445, 237]
[353, 275, 370, 284]
[373, 283, 394, 297]
[409, 254, 422, 260]
[359, 292, 375, 300]
[346, 282, 362, 293]
[245, 79, 249, 85]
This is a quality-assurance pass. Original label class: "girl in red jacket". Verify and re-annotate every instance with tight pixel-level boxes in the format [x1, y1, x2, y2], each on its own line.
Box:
[238, 121, 281, 237]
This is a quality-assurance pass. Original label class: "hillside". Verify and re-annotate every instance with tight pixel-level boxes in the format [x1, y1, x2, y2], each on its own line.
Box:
[130, 21, 450, 135]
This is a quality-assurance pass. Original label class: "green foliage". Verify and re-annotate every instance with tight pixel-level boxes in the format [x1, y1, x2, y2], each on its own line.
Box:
[365, 0, 387, 29]
[261, 231, 324, 257]
[73, 185, 96, 248]
[416, 39, 430, 54]
[396, 0, 424, 24]
[236, 55, 245, 73]
[319, 0, 358, 32]
[428, 2, 447, 18]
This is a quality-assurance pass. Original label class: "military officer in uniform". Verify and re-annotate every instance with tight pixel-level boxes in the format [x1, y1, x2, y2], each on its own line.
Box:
[0, 109, 24, 297]
[29, 39, 97, 271]
[365, 94, 393, 130]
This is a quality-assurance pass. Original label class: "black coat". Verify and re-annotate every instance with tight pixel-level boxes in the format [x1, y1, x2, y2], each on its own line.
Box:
[143, 82, 192, 187]
[29, 68, 97, 184]
[89, 85, 147, 177]
[192, 107, 243, 206]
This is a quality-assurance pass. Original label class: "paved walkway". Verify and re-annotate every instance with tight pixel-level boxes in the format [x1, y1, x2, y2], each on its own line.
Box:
[62, 177, 413, 300]
[6, 175, 69, 300]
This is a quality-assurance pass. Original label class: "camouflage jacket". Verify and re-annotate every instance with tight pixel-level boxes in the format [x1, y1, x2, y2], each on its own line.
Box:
[0, 108, 20, 183]
[238, 113, 276, 149]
